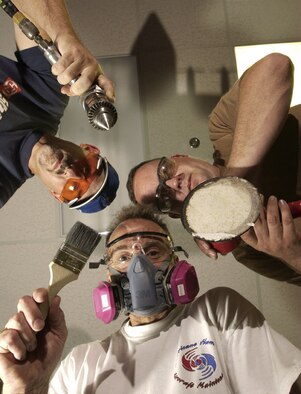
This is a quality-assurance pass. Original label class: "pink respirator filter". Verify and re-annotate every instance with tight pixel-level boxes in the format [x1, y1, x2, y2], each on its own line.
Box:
[170, 260, 199, 304]
[93, 281, 117, 324]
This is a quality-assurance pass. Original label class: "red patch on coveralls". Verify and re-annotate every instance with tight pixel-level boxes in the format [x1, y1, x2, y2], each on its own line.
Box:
[0, 77, 21, 98]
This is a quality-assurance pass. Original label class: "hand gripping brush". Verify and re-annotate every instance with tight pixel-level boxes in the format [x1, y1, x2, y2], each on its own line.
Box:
[0, 222, 101, 392]
[39, 221, 101, 318]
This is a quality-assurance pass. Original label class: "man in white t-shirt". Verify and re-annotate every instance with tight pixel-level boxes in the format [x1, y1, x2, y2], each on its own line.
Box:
[0, 204, 301, 393]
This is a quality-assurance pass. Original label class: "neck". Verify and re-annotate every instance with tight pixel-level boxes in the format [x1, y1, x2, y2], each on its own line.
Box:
[129, 306, 174, 327]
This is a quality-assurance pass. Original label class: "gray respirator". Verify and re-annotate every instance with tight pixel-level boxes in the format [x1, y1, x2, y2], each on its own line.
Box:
[93, 253, 200, 324]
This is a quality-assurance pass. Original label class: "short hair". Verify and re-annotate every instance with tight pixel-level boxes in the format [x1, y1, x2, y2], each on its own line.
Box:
[126, 158, 161, 204]
[105, 203, 170, 246]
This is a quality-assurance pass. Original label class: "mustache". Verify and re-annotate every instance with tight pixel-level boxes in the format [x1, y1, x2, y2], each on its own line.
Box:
[55, 156, 74, 174]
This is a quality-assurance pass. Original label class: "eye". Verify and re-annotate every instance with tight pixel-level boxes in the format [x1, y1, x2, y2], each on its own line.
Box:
[113, 251, 132, 265]
[118, 254, 131, 263]
[145, 247, 162, 260]
[164, 160, 176, 178]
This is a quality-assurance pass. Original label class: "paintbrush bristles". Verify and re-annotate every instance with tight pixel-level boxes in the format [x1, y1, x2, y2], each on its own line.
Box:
[65, 221, 101, 256]
[54, 221, 101, 275]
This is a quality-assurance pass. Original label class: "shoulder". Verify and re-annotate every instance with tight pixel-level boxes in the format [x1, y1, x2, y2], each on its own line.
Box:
[58, 340, 109, 372]
[191, 287, 265, 331]
[0, 165, 24, 208]
[64, 340, 98, 358]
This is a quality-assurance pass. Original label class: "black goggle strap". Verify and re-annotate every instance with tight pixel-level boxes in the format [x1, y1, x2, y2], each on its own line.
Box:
[89, 232, 188, 269]
[105, 231, 173, 248]
[108, 265, 124, 276]
[172, 246, 189, 258]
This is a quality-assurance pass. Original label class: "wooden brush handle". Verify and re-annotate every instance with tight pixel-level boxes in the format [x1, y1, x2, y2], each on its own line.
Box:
[39, 262, 79, 320]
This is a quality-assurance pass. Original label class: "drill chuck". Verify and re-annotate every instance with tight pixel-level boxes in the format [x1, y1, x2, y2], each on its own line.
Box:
[81, 85, 118, 131]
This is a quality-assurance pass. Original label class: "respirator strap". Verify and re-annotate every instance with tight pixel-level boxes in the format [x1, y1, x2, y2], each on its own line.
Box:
[173, 246, 189, 258]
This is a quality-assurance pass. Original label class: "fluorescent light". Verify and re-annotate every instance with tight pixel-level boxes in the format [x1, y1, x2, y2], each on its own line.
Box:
[235, 43, 301, 106]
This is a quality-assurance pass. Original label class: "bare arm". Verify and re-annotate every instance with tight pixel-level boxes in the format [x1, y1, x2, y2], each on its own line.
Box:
[12, 0, 115, 99]
[0, 288, 67, 393]
[205, 54, 294, 259]
[225, 53, 293, 177]
[12, 0, 76, 42]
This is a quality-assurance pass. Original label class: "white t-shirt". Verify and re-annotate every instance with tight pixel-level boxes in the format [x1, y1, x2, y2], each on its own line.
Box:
[49, 287, 301, 393]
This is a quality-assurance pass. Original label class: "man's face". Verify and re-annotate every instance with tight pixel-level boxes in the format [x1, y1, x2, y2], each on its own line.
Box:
[132, 155, 219, 216]
[29, 136, 105, 203]
[106, 218, 172, 273]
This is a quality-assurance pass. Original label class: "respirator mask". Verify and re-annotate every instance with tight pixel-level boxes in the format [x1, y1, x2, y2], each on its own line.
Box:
[92, 231, 200, 324]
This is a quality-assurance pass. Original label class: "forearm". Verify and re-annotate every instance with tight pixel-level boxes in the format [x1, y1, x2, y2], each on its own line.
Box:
[283, 255, 301, 276]
[11, 0, 115, 98]
[226, 53, 293, 176]
[12, 0, 78, 43]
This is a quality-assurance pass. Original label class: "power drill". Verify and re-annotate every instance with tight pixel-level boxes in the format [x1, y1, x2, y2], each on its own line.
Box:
[0, 0, 117, 131]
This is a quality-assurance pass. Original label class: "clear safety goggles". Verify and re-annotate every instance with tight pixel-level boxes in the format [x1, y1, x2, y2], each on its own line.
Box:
[105, 231, 174, 273]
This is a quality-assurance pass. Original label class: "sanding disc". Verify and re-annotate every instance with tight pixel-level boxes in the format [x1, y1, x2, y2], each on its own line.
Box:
[181, 176, 260, 242]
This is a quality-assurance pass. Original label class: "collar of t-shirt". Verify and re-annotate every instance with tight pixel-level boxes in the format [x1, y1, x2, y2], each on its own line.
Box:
[121, 304, 186, 344]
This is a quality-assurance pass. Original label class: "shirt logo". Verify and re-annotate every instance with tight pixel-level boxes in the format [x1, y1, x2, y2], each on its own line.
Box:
[0, 77, 21, 120]
[182, 349, 216, 379]
[0, 77, 21, 98]
[174, 338, 224, 390]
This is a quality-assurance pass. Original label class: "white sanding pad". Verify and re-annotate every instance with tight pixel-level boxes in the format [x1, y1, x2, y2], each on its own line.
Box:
[182, 177, 260, 241]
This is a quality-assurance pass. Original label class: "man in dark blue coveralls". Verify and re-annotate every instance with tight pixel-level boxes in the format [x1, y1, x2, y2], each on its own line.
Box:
[0, 0, 119, 214]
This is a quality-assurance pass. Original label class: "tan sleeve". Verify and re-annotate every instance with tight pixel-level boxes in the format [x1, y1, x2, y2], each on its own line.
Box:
[232, 241, 301, 286]
[208, 78, 242, 166]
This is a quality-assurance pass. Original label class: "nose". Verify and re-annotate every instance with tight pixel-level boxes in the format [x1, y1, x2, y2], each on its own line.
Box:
[165, 173, 187, 191]
[132, 242, 145, 255]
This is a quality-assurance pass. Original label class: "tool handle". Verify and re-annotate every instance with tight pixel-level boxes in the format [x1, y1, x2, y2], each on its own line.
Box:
[288, 200, 301, 218]
[42, 43, 78, 85]
[39, 294, 50, 320]
[209, 238, 241, 255]
[39, 263, 78, 320]
[0, 0, 18, 18]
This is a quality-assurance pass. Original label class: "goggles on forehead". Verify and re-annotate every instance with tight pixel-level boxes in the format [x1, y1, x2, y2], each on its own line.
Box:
[58, 155, 104, 204]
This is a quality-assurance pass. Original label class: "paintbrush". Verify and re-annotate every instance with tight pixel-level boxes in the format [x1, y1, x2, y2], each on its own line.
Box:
[39, 221, 101, 319]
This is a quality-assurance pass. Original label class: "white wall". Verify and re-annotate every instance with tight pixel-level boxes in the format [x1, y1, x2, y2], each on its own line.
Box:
[0, 0, 301, 360]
